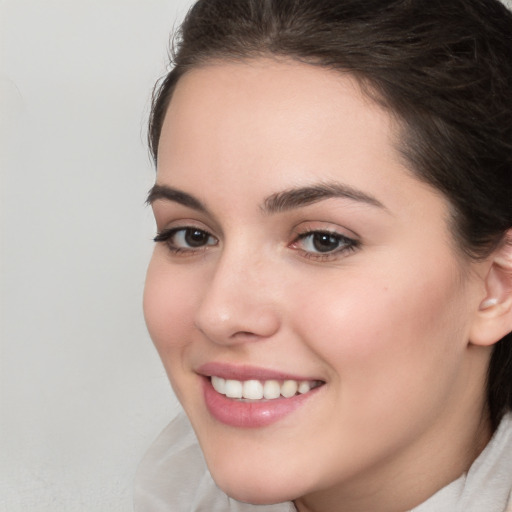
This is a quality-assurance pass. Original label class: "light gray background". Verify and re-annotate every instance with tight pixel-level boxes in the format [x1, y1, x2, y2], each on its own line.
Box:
[1, 0, 511, 511]
[1, 1, 193, 510]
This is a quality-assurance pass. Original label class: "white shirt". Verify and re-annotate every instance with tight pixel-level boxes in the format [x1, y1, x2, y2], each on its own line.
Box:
[134, 412, 512, 512]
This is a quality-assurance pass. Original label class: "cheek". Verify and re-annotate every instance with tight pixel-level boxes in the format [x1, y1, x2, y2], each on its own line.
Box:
[293, 260, 469, 418]
[143, 255, 207, 408]
[143, 255, 198, 355]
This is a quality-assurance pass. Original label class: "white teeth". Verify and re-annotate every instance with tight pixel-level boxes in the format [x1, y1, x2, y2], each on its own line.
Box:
[298, 381, 311, 394]
[242, 380, 263, 399]
[263, 380, 281, 399]
[211, 376, 226, 394]
[211, 377, 319, 400]
[281, 380, 298, 398]
[225, 379, 243, 398]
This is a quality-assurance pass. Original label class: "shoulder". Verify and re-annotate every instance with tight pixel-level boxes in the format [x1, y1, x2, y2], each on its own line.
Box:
[413, 412, 512, 512]
[491, 412, 512, 512]
[134, 412, 223, 510]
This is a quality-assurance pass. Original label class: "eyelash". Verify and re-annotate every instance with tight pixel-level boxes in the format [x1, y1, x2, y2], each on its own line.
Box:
[153, 227, 359, 261]
[291, 230, 359, 261]
[153, 227, 218, 255]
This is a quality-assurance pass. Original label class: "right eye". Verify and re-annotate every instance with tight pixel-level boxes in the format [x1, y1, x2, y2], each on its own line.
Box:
[154, 227, 218, 254]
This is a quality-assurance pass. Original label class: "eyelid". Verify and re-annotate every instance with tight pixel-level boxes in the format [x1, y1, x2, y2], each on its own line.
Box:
[151, 202, 223, 238]
[290, 220, 360, 241]
[153, 215, 215, 235]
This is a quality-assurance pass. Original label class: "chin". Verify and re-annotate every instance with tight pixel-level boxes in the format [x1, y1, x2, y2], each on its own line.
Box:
[209, 465, 299, 506]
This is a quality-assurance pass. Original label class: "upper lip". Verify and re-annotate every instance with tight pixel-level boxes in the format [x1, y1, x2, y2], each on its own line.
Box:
[197, 362, 323, 382]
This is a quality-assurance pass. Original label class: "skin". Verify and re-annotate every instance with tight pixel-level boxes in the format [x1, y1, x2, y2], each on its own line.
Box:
[144, 59, 495, 512]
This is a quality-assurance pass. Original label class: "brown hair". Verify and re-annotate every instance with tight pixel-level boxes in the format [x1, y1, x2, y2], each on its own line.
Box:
[149, 0, 512, 428]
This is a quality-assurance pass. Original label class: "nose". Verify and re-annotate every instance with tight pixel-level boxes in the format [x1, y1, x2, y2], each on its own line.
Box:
[193, 249, 280, 345]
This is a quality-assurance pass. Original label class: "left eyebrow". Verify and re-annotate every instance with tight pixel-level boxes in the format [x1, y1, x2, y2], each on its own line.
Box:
[262, 182, 386, 214]
[146, 184, 208, 213]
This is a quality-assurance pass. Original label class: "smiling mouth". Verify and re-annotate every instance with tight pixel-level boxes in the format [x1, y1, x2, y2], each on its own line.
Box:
[210, 376, 324, 401]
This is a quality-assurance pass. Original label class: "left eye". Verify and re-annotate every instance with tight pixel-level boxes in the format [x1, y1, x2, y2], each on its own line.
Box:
[154, 227, 217, 252]
[294, 231, 356, 254]
[173, 228, 216, 248]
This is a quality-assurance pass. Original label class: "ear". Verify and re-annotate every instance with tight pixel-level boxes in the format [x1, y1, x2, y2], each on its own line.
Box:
[469, 230, 512, 347]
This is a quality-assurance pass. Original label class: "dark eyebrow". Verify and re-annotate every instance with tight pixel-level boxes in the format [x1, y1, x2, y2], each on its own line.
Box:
[147, 181, 385, 216]
[262, 182, 386, 214]
[146, 184, 208, 213]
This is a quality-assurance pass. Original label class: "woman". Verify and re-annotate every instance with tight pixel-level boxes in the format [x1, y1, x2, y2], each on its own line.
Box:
[135, 1, 512, 510]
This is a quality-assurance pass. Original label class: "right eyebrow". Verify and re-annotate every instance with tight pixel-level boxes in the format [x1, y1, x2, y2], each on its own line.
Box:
[262, 181, 387, 214]
[146, 184, 208, 213]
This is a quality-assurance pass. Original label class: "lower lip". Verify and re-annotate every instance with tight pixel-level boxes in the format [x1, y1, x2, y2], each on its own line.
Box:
[202, 378, 321, 428]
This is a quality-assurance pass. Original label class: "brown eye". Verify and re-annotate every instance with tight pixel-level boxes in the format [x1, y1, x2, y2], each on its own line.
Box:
[310, 233, 343, 253]
[293, 230, 358, 256]
[154, 227, 218, 252]
[182, 228, 212, 247]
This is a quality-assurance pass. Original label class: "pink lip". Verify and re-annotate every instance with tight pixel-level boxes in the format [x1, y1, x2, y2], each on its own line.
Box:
[197, 362, 320, 382]
[198, 362, 324, 428]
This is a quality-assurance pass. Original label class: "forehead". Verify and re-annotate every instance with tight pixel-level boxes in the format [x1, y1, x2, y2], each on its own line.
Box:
[170, 58, 373, 113]
[162, 59, 394, 145]
[159, 60, 400, 180]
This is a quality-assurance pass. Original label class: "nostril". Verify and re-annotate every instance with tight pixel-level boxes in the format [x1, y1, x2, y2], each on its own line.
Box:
[230, 330, 264, 342]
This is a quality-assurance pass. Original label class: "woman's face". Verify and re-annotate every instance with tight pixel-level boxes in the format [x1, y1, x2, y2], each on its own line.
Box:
[144, 60, 490, 508]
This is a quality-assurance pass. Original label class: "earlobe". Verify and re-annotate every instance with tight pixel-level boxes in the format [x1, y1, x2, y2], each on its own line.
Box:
[470, 230, 512, 347]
